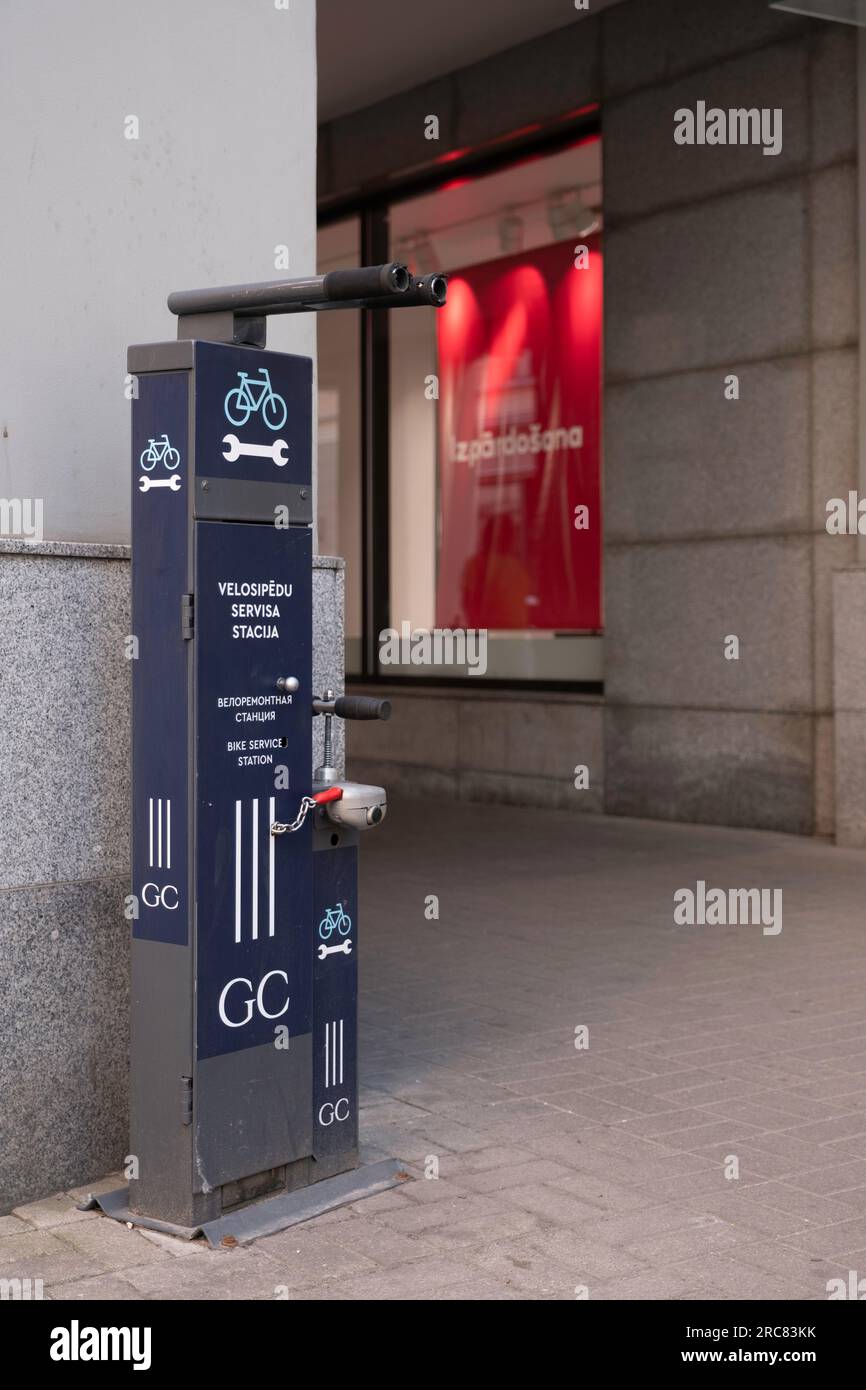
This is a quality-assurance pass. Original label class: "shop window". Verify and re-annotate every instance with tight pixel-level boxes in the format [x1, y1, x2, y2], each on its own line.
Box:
[388, 137, 603, 682]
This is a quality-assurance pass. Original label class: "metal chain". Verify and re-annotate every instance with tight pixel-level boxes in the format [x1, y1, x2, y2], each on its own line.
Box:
[271, 795, 317, 836]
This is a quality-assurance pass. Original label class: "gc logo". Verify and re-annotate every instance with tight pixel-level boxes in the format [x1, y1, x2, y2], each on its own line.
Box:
[141, 882, 179, 910]
[218, 970, 290, 1028]
[318, 1098, 350, 1126]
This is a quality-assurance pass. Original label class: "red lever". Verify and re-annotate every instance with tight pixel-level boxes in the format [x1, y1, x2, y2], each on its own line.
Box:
[312, 786, 343, 805]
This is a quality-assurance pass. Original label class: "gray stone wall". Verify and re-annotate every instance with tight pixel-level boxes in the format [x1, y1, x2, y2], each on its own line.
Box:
[602, 6, 857, 834]
[832, 568, 866, 847]
[0, 546, 344, 1211]
[0, 542, 130, 1212]
[348, 688, 604, 813]
[312, 559, 347, 779]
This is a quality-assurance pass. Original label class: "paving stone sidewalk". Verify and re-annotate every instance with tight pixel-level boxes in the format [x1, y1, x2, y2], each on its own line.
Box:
[5, 799, 866, 1300]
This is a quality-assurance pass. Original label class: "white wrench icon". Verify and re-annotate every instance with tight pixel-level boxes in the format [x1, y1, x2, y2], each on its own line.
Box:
[318, 939, 353, 961]
[139, 474, 182, 492]
[222, 434, 289, 466]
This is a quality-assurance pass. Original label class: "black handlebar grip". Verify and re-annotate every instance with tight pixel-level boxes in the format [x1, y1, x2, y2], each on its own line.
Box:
[333, 695, 392, 721]
[322, 263, 410, 302]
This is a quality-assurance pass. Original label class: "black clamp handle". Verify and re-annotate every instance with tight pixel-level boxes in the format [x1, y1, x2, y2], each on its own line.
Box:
[335, 695, 391, 721]
[313, 693, 391, 721]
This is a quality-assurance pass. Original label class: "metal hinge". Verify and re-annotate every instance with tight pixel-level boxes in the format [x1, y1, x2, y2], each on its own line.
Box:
[181, 593, 194, 640]
[180, 1075, 193, 1126]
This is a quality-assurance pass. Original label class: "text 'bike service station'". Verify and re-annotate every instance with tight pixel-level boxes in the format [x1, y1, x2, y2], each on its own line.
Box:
[87, 264, 447, 1243]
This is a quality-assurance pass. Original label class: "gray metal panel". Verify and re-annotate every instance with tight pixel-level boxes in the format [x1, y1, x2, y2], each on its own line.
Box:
[194, 1035, 313, 1192]
[128, 938, 217, 1226]
[129, 358, 215, 1230]
[128, 340, 195, 374]
[194, 476, 312, 525]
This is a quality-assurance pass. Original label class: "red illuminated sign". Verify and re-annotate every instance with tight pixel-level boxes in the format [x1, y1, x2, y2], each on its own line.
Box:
[436, 235, 602, 632]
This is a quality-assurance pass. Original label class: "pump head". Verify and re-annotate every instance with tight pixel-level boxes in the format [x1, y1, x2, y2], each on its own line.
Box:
[318, 780, 387, 832]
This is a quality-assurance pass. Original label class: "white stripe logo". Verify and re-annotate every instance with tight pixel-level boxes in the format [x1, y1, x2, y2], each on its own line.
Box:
[324, 1019, 344, 1089]
[234, 797, 277, 943]
[148, 798, 171, 869]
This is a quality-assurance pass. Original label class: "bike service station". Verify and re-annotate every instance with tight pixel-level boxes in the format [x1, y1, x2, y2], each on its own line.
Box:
[86, 264, 447, 1244]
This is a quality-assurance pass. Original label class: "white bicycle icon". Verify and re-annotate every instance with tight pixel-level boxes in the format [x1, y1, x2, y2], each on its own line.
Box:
[140, 434, 180, 470]
[224, 369, 288, 431]
[319, 904, 352, 941]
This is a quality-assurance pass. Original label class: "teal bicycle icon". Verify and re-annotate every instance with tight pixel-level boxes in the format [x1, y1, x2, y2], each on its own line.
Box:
[224, 369, 287, 431]
[318, 903, 352, 941]
[139, 434, 180, 470]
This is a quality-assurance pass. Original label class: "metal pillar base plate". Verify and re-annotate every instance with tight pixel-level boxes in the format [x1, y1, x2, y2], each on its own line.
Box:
[79, 1158, 408, 1249]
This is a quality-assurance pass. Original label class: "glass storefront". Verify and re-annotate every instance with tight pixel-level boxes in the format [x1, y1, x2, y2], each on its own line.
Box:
[318, 134, 603, 684]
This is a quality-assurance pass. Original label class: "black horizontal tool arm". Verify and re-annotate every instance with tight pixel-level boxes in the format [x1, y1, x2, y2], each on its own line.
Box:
[168, 262, 409, 318]
[166, 264, 447, 347]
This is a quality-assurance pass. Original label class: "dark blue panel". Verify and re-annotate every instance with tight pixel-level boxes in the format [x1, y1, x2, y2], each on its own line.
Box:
[313, 846, 358, 1162]
[132, 371, 190, 947]
[194, 341, 312, 490]
[195, 521, 312, 1061]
